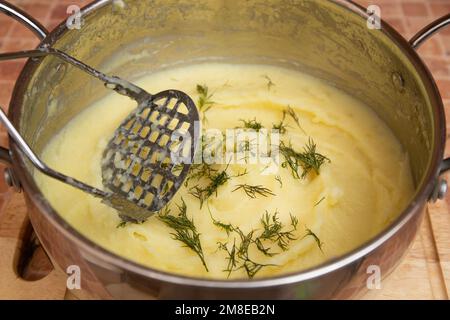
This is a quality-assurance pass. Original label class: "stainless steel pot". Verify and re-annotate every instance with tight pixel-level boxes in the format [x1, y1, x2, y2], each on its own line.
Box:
[0, 0, 449, 299]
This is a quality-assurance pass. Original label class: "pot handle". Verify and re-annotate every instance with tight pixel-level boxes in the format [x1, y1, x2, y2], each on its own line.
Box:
[409, 14, 450, 178]
[0, 1, 49, 166]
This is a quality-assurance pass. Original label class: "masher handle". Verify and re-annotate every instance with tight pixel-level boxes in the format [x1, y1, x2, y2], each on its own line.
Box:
[0, 107, 108, 199]
[0, 47, 149, 102]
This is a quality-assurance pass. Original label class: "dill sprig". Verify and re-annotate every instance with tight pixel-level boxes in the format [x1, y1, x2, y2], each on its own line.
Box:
[208, 206, 235, 236]
[210, 208, 303, 278]
[116, 221, 127, 228]
[262, 75, 275, 91]
[190, 166, 247, 208]
[189, 170, 229, 208]
[235, 228, 255, 259]
[184, 163, 217, 186]
[239, 118, 263, 131]
[158, 199, 208, 271]
[272, 105, 303, 135]
[275, 175, 283, 188]
[218, 240, 238, 278]
[303, 228, 323, 252]
[272, 120, 287, 134]
[196, 84, 214, 113]
[214, 220, 274, 278]
[283, 105, 301, 129]
[236, 138, 258, 163]
[280, 138, 330, 179]
[232, 184, 275, 199]
[241, 259, 274, 279]
[258, 211, 298, 251]
[213, 220, 234, 236]
[254, 237, 275, 257]
[314, 196, 326, 207]
[235, 228, 275, 278]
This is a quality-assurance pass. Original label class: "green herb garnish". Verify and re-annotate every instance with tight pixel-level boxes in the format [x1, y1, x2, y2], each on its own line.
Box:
[158, 199, 208, 271]
[116, 221, 127, 228]
[239, 118, 263, 131]
[262, 75, 275, 91]
[214, 220, 274, 278]
[196, 84, 214, 113]
[232, 184, 275, 199]
[280, 138, 330, 179]
[189, 165, 247, 208]
[283, 105, 301, 129]
[189, 170, 230, 208]
[218, 240, 238, 278]
[272, 120, 287, 134]
[241, 258, 273, 279]
[275, 175, 283, 187]
[184, 163, 217, 187]
[314, 196, 326, 207]
[258, 211, 298, 251]
[304, 228, 323, 252]
[208, 206, 235, 236]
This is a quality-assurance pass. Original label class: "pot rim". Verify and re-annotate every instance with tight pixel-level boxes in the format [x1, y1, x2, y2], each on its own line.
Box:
[8, 0, 446, 289]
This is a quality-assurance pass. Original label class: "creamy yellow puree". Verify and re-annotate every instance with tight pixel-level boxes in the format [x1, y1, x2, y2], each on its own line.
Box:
[35, 63, 414, 279]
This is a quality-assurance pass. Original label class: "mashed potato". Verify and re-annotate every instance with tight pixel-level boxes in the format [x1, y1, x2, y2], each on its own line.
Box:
[35, 63, 414, 279]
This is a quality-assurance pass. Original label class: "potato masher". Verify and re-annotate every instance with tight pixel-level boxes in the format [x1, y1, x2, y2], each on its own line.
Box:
[0, 45, 199, 222]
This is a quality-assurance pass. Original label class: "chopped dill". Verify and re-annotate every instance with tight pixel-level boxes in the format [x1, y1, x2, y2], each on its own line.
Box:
[275, 175, 283, 188]
[196, 84, 214, 113]
[208, 206, 235, 236]
[314, 196, 326, 207]
[212, 210, 304, 278]
[258, 211, 298, 251]
[116, 221, 127, 228]
[213, 220, 234, 236]
[304, 228, 323, 252]
[232, 184, 275, 199]
[290, 213, 299, 230]
[157, 199, 208, 271]
[184, 163, 217, 187]
[283, 105, 301, 129]
[241, 258, 273, 279]
[254, 237, 276, 257]
[218, 240, 238, 278]
[237, 138, 257, 153]
[240, 140, 252, 152]
[272, 105, 303, 135]
[272, 120, 287, 134]
[189, 165, 247, 208]
[214, 222, 274, 278]
[239, 118, 263, 131]
[280, 138, 330, 179]
[236, 138, 258, 163]
[235, 228, 255, 259]
[190, 170, 229, 208]
[262, 75, 275, 91]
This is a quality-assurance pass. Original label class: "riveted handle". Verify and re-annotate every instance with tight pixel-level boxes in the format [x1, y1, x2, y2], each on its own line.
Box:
[409, 14, 450, 201]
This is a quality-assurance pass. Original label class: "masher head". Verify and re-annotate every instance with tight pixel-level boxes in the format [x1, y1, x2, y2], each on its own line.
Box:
[101, 90, 199, 222]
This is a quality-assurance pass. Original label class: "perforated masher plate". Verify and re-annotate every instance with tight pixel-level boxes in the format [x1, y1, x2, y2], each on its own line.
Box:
[101, 90, 199, 217]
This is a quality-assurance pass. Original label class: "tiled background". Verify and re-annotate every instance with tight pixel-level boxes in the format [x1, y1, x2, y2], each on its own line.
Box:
[0, 1, 449, 226]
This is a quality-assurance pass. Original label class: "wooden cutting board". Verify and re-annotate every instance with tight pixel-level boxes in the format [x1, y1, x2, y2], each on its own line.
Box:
[0, 192, 449, 300]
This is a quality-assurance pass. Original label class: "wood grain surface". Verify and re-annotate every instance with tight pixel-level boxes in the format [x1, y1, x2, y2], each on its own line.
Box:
[0, 193, 449, 300]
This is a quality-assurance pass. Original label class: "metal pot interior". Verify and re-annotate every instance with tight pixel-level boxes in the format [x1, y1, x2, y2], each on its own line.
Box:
[16, 0, 437, 238]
